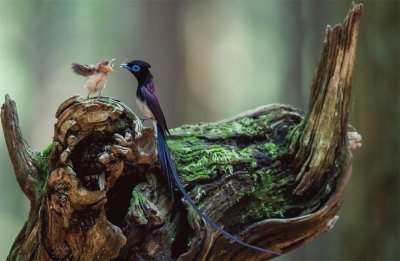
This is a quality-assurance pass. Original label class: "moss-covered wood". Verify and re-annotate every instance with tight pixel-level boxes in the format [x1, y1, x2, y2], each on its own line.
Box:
[168, 105, 302, 223]
[1, 4, 362, 261]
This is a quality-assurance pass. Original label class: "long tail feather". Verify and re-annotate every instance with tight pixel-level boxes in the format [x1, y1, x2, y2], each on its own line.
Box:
[156, 122, 174, 200]
[156, 125, 281, 256]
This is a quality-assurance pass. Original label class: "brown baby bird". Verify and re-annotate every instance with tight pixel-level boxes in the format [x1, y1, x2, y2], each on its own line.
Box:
[72, 59, 115, 98]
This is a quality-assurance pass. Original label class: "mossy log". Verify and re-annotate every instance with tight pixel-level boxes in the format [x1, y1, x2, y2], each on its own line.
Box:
[1, 4, 362, 261]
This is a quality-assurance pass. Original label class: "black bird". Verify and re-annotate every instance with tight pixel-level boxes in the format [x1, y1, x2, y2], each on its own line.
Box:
[120, 60, 281, 256]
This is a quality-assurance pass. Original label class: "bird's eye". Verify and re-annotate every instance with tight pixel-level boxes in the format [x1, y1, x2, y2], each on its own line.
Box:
[132, 65, 141, 72]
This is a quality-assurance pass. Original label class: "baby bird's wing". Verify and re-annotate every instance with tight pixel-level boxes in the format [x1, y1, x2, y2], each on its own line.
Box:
[71, 63, 97, 76]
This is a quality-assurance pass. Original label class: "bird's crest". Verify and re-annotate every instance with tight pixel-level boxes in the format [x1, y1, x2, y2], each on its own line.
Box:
[128, 60, 151, 68]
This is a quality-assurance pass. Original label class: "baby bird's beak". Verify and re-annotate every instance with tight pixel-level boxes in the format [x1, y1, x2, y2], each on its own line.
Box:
[106, 58, 116, 72]
[105, 65, 114, 72]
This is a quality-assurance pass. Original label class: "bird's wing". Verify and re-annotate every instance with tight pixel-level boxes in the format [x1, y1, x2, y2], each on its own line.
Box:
[140, 82, 169, 135]
[71, 63, 96, 76]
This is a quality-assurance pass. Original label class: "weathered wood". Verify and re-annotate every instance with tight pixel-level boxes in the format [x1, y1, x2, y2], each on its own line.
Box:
[1, 3, 362, 261]
[1, 94, 41, 205]
[1, 94, 44, 260]
[290, 3, 363, 195]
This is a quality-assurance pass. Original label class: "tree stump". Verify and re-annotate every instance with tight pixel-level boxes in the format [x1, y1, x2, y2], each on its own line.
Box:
[1, 4, 362, 261]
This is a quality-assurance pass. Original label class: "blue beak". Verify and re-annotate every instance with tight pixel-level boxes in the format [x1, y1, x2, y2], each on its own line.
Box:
[120, 63, 128, 69]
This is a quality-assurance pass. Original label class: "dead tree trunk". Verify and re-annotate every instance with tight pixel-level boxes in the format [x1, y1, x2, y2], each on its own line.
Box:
[2, 4, 362, 261]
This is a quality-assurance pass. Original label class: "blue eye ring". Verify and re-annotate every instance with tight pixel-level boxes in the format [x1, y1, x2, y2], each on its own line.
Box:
[132, 65, 141, 72]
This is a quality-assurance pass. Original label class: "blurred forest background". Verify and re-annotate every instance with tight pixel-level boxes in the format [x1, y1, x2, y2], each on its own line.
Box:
[0, 1, 398, 260]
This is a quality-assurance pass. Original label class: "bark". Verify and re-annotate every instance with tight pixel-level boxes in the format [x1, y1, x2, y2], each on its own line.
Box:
[1, 4, 362, 261]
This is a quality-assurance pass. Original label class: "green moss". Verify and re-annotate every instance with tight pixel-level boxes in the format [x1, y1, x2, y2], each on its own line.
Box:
[114, 118, 128, 130]
[247, 172, 258, 182]
[170, 230, 177, 244]
[263, 143, 279, 159]
[130, 189, 149, 224]
[130, 189, 164, 225]
[103, 144, 113, 151]
[167, 111, 294, 222]
[194, 186, 206, 201]
[220, 165, 234, 175]
[259, 114, 272, 123]
[37, 143, 52, 177]
[131, 189, 146, 206]
[187, 205, 202, 222]
[250, 160, 258, 168]
[325, 184, 332, 194]
[43, 143, 53, 158]
[187, 236, 193, 248]
[34, 143, 53, 194]
[167, 113, 278, 182]
[169, 141, 254, 183]
[171, 114, 272, 140]
[287, 119, 305, 143]
[240, 169, 286, 222]
[168, 131, 287, 184]
[202, 117, 265, 139]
